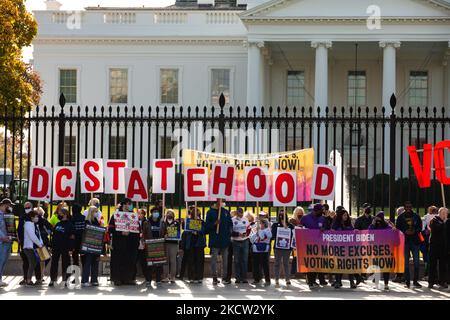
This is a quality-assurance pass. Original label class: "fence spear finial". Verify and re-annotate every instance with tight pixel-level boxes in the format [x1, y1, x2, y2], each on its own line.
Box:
[390, 93, 396, 110]
[59, 93, 66, 108]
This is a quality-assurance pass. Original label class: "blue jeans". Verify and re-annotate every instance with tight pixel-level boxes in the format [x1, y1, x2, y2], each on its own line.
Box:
[232, 239, 249, 281]
[404, 240, 420, 283]
[81, 253, 99, 284]
[0, 242, 12, 280]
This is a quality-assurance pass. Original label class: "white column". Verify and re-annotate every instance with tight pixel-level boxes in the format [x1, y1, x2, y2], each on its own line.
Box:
[379, 40, 401, 174]
[246, 40, 264, 108]
[311, 41, 332, 164]
[311, 41, 332, 113]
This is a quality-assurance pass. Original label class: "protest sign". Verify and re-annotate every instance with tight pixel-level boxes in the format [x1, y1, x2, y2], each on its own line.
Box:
[182, 148, 314, 201]
[80, 224, 106, 255]
[28, 166, 52, 201]
[245, 167, 270, 201]
[4, 214, 16, 239]
[145, 239, 167, 266]
[311, 164, 337, 200]
[272, 171, 297, 207]
[104, 160, 127, 194]
[210, 163, 235, 200]
[185, 218, 203, 232]
[80, 159, 104, 193]
[184, 167, 209, 201]
[295, 229, 405, 274]
[232, 219, 248, 235]
[124, 168, 149, 202]
[275, 227, 292, 250]
[152, 159, 175, 194]
[114, 211, 139, 233]
[166, 225, 181, 241]
[53, 166, 77, 201]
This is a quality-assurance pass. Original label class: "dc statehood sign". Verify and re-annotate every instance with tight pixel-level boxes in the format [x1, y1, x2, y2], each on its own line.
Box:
[295, 229, 405, 274]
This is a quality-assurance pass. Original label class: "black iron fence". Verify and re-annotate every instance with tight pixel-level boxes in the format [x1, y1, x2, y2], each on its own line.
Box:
[1, 93, 450, 225]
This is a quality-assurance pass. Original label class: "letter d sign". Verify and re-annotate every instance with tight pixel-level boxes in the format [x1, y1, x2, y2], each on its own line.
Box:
[311, 164, 337, 201]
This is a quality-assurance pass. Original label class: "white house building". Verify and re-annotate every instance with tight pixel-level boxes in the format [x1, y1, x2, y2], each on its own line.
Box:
[31, 0, 450, 180]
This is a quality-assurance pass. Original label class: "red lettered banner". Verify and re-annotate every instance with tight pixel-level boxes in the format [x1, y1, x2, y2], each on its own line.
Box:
[295, 229, 405, 274]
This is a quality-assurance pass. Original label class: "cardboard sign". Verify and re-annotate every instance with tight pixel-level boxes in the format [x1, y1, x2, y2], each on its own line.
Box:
[145, 239, 167, 266]
[80, 224, 106, 255]
[80, 159, 104, 193]
[232, 218, 248, 235]
[104, 160, 128, 194]
[166, 225, 181, 241]
[114, 211, 139, 233]
[28, 166, 52, 201]
[124, 168, 148, 202]
[52, 166, 77, 201]
[272, 171, 297, 207]
[275, 227, 292, 250]
[152, 159, 175, 194]
[245, 167, 270, 201]
[210, 163, 235, 200]
[185, 218, 203, 232]
[184, 167, 208, 201]
[311, 164, 337, 200]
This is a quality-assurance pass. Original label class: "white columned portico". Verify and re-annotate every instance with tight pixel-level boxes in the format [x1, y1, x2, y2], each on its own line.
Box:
[246, 40, 264, 108]
[311, 40, 332, 164]
[379, 40, 401, 174]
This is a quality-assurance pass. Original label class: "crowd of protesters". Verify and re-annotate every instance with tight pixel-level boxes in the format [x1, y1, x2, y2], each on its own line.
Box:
[0, 197, 449, 291]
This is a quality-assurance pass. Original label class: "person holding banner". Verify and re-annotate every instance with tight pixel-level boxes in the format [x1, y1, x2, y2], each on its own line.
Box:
[331, 209, 358, 289]
[300, 203, 329, 289]
[81, 206, 103, 287]
[271, 209, 294, 287]
[396, 201, 423, 289]
[23, 210, 44, 286]
[71, 203, 85, 267]
[250, 215, 272, 286]
[428, 207, 448, 289]
[142, 210, 164, 286]
[49, 207, 75, 287]
[231, 208, 251, 284]
[180, 206, 206, 284]
[368, 211, 394, 290]
[0, 198, 13, 287]
[205, 199, 233, 285]
[108, 198, 140, 286]
[136, 208, 151, 285]
[161, 209, 181, 284]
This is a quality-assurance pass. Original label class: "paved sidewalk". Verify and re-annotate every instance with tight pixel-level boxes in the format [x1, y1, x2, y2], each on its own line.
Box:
[0, 276, 449, 300]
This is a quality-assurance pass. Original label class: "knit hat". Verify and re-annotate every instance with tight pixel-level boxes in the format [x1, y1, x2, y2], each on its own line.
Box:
[376, 211, 385, 220]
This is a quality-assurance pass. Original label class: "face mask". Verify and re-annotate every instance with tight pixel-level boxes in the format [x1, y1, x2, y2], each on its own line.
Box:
[32, 217, 39, 223]
[153, 212, 160, 219]
[6, 207, 13, 213]
[167, 218, 174, 224]
[95, 203, 100, 209]
[25, 208, 32, 214]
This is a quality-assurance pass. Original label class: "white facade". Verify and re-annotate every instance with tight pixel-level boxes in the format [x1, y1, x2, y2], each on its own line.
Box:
[32, 0, 450, 177]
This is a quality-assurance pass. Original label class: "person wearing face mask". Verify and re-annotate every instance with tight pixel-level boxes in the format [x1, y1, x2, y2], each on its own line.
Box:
[23, 210, 44, 286]
[395, 201, 423, 289]
[428, 207, 448, 289]
[354, 203, 373, 231]
[422, 205, 438, 279]
[81, 206, 103, 287]
[17, 202, 43, 285]
[368, 211, 393, 290]
[49, 202, 68, 228]
[271, 209, 294, 287]
[84, 198, 104, 226]
[108, 198, 140, 286]
[231, 208, 251, 284]
[300, 203, 328, 289]
[71, 203, 85, 267]
[161, 209, 181, 284]
[0, 198, 13, 287]
[49, 207, 75, 287]
[142, 204, 164, 286]
[250, 216, 272, 286]
[135, 208, 151, 285]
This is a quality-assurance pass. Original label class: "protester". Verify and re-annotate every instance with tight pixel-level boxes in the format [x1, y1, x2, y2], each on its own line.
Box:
[71, 203, 85, 266]
[428, 207, 448, 289]
[271, 209, 294, 287]
[331, 209, 357, 289]
[108, 198, 140, 286]
[23, 210, 44, 286]
[49, 202, 68, 228]
[81, 206, 103, 287]
[395, 201, 423, 288]
[205, 199, 233, 285]
[161, 209, 181, 284]
[323, 203, 336, 229]
[245, 211, 256, 275]
[250, 214, 272, 286]
[300, 203, 328, 289]
[422, 205, 438, 278]
[446, 212, 450, 285]
[84, 198, 104, 226]
[180, 206, 206, 283]
[135, 208, 149, 285]
[231, 207, 251, 284]
[289, 206, 304, 276]
[354, 203, 373, 230]
[49, 207, 75, 286]
[143, 206, 164, 286]
[0, 198, 14, 287]
[368, 211, 393, 290]
[393, 206, 406, 283]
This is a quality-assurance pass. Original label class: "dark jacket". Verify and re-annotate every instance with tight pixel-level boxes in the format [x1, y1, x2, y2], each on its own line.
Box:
[161, 220, 181, 243]
[143, 219, 163, 240]
[205, 206, 233, 249]
[37, 216, 52, 247]
[52, 220, 75, 251]
[446, 219, 450, 254]
[17, 214, 30, 245]
[429, 216, 446, 254]
[71, 213, 86, 239]
[180, 221, 206, 250]
[395, 211, 423, 245]
[271, 222, 294, 251]
[354, 215, 373, 230]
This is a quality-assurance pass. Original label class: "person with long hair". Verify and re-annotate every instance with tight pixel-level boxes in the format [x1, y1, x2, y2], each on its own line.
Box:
[231, 207, 251, 284]
[250, 214, 272, 286]
[71, 203, 85, 267]
[271, 209, 294, 287]
[23, 210, 44, 286]
[161, 209, 181, 284]
[49, 202, 68, 228]
[81, 205, 103, 287]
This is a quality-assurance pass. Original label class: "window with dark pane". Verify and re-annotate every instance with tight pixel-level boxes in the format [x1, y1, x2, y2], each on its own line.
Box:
[286, 71, 305, 106]
[59, 69, 77, 104]
[348, 71, 366, 107]
[110, 136, 127, 159]
[64, 136, 76, 166]
[109, 68, 128, 104]
[211, 69, 230, 105]
[160, 69, 179, 104]
[409, 71, 428, 107]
